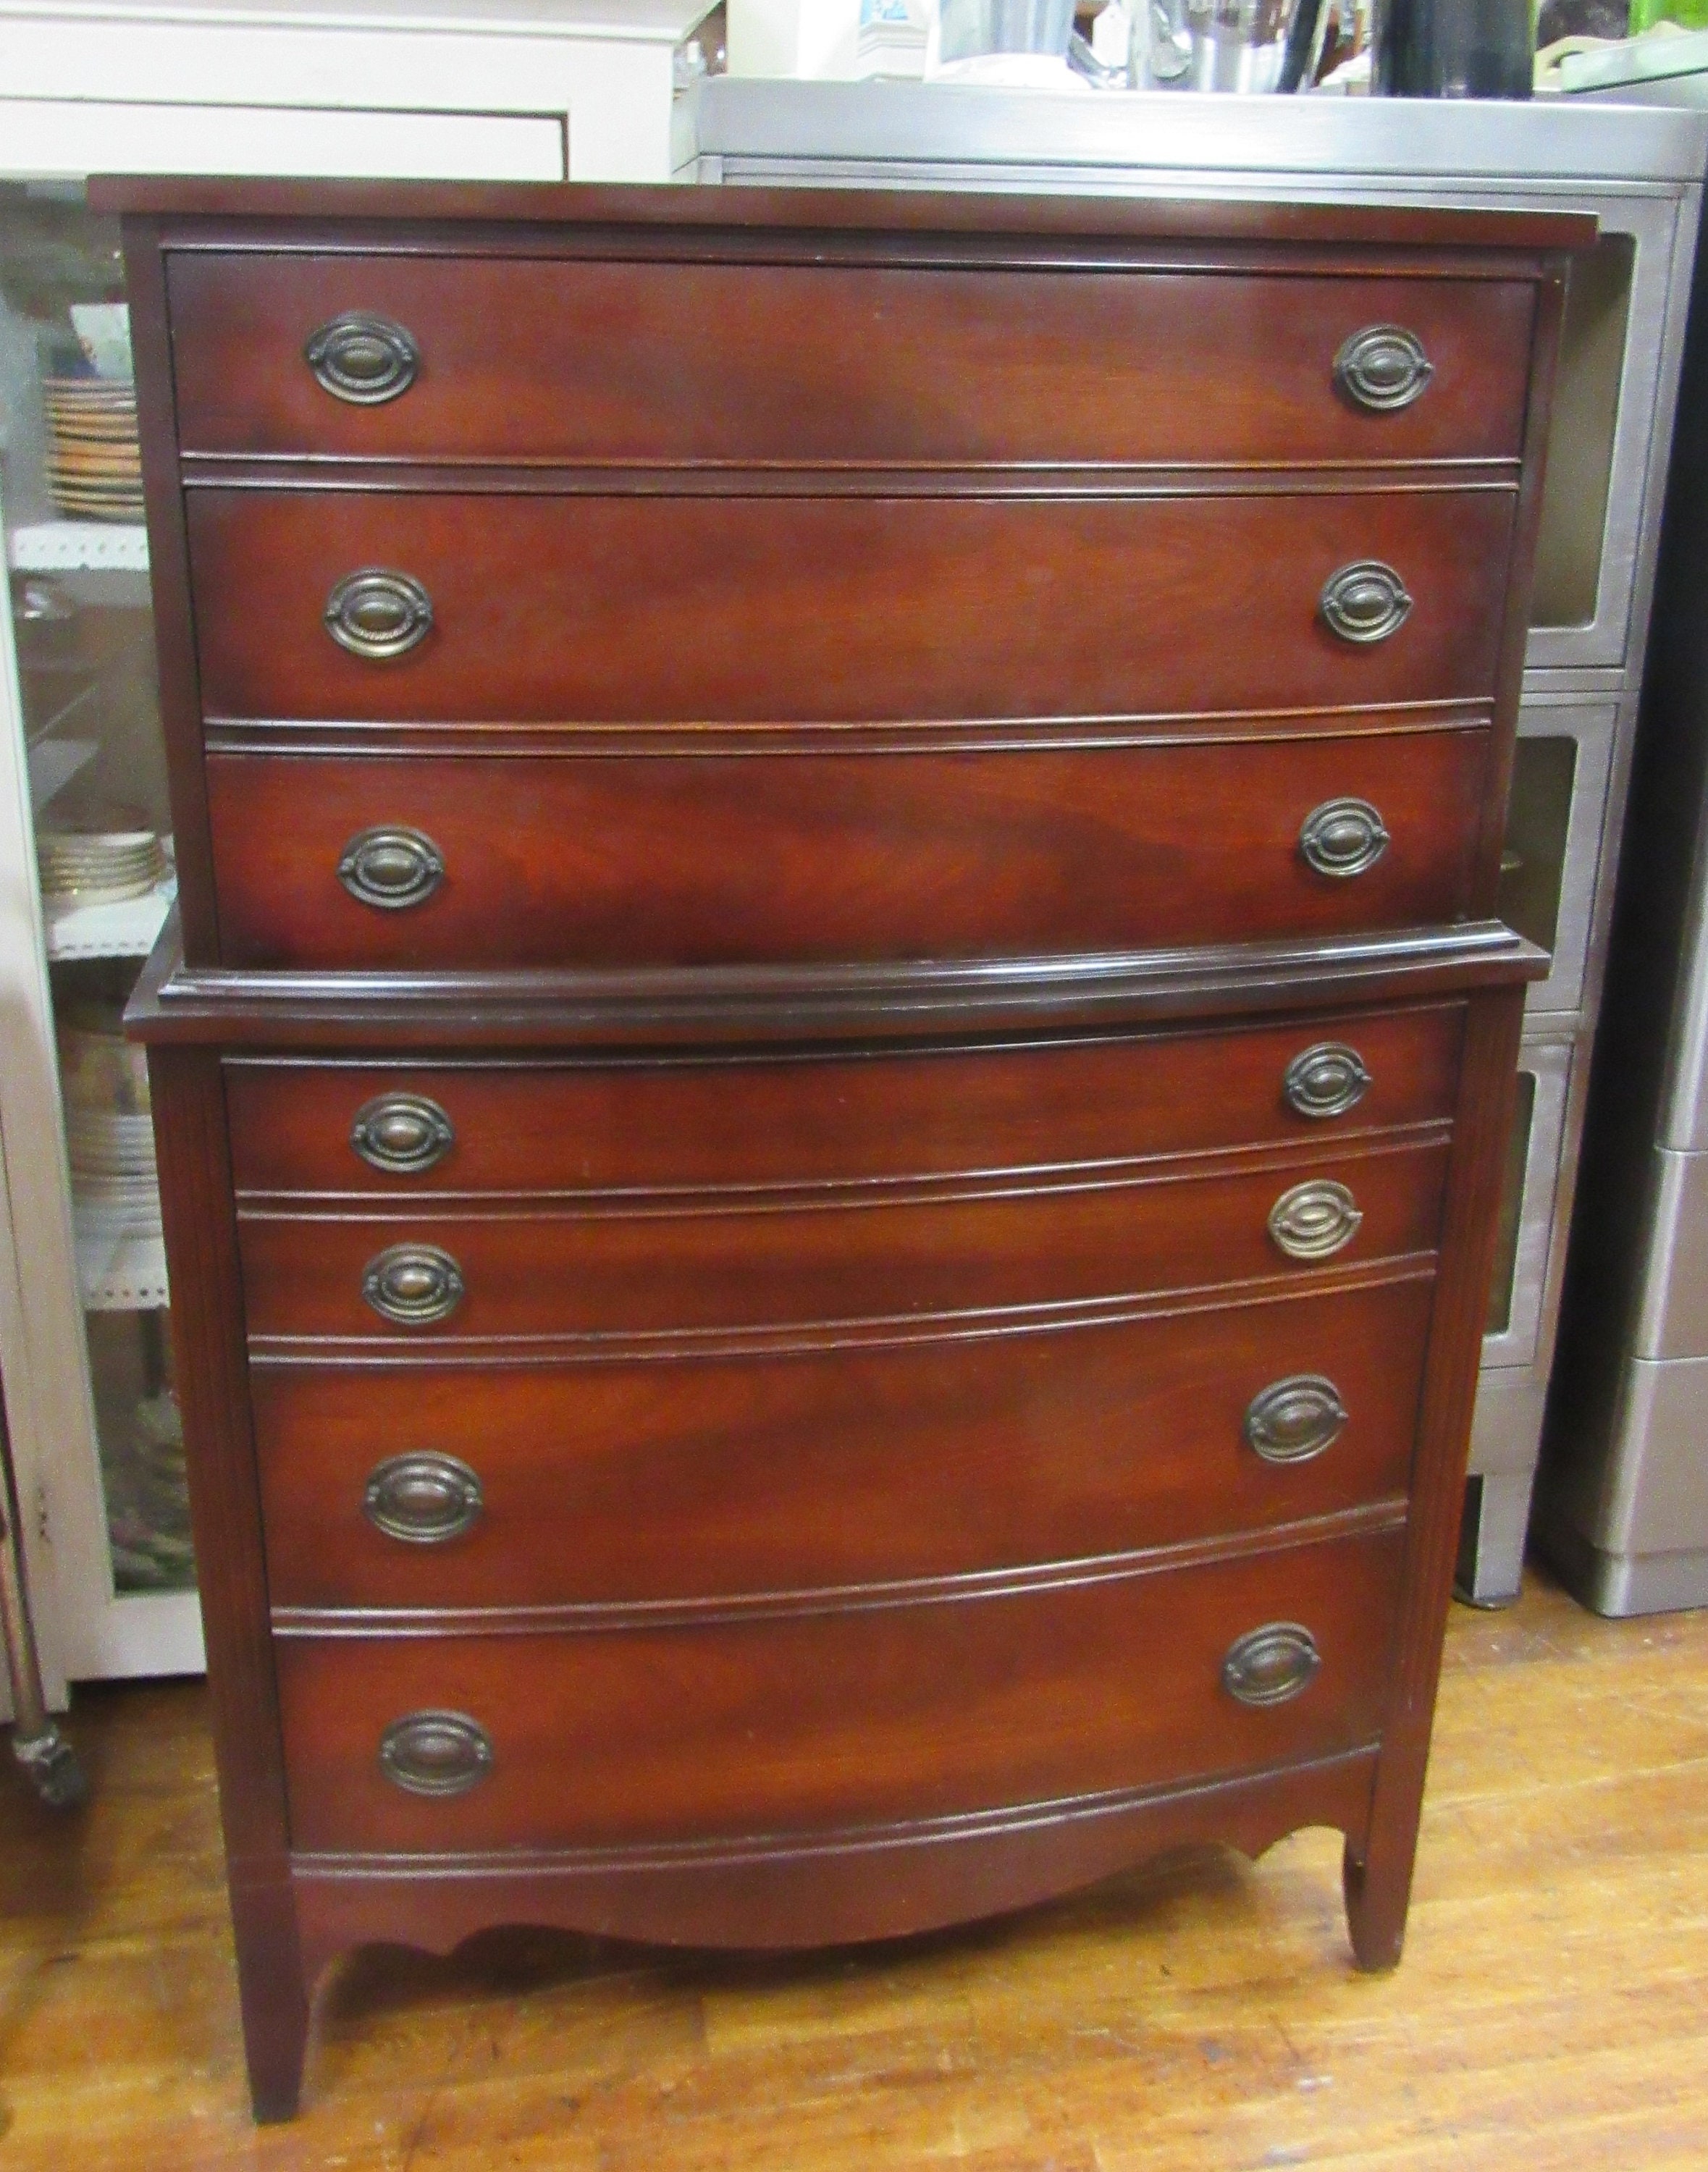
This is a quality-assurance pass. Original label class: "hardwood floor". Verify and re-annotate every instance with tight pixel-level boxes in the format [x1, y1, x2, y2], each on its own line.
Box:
[2, 1566, 1704, 2170]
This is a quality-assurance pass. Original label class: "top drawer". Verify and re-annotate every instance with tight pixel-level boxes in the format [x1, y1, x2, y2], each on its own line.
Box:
[164, 251, 1538, 468]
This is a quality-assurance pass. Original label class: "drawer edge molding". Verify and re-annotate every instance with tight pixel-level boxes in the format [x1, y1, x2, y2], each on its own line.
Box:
[269, 1496, 1410, 1639]
[134, 917, 1550, 1049]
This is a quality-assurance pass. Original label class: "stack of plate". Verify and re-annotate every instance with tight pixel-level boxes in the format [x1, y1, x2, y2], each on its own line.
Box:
[41, 376, 143, 522]
[59, 1009, 161, 1237]
[39, 827, 165, 907]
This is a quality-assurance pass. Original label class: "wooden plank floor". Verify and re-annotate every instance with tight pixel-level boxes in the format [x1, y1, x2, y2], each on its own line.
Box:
[1, 1566, 1705, 2170]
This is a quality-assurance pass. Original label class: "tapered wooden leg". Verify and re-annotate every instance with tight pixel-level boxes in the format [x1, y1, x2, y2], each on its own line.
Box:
[1342, 1832, 1412, 1973]
[231, 1877, 311, 2121]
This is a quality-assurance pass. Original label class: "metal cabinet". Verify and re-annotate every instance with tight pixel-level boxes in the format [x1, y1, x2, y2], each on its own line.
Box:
[685, 79, 1708, 1602]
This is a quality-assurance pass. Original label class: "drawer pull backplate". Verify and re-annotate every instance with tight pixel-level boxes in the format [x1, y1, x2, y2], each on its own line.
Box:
[304, 310, 421, 405]
[1334, 325, 1434, 413]
[363, 1452, 484, 1544]
[324, 568, 434, 660]
[1244, 1375, 1350, 1465]
[379, 1709, 494, 1796]
[1299, 799, 1390, 880]
[337, 825, 445, 912]
[362, 1242, 466, 1327]
[350, 1092, 455, 1174]
[1222, 1622, 1322, 1707]
[1268, 1179, 1363, 1262]
[1319, 560, 1413, 644]
[1283, 1042, 1373, 1119]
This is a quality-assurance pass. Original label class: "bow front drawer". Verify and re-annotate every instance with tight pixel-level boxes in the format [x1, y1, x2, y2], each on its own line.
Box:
[254, 1276, 1434, 1614]
[203, 729, 1492, 969]
[276, 1521, 1408, 1855]
[235, 1134, 1451, 1347]
[165, 251, 1536, 468]
[184, 487, 1515, 724]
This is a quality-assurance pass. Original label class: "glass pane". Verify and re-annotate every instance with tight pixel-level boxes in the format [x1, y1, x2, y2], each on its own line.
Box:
[1498, 736, 1578, 958]
[1, 182, 188, 1603]
[1486, 1070, 1538, 1338]
[1531, 235, 1635, 632]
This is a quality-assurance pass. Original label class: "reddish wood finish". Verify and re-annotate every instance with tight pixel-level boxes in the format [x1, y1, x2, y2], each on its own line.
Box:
[223, 1003, 1466, 1198]
[203, 729, 1493, 969]
[234, 1134, 1450, 1347]
[166, 251, 1536, 468]
[184, 487, 1516, 725]
[254, 1273, 1431, 1615]
[115, 182, 1574, 2119]
[274, 1520, 1406, 1854]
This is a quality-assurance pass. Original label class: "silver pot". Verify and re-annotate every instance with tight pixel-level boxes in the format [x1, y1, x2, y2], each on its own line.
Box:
[1137, 0, 1327, 90]
[937, 0, 1078, 62]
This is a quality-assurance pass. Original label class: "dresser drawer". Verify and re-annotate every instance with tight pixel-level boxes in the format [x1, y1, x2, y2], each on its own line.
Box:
[165, 251, 1536, 468]
[225, 1006, 1467, 1199]
[256, 1276, 1432, 1613]
[277, 1522, 1407, 1854]
[236, 1136, 1450, 1344]
[204, 729, 1492, 971]
[185, 487, 1515, 724]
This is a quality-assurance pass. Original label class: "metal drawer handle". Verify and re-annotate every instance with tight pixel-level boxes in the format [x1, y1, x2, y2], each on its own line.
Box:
[363, 1452, 484, 1544]
[350, 1093, 455, 1175]
[362, 1242, 465, 1327]
[1244, 1375, 1349, 1465]
[305, 311, 420, 405]
[324, 568, 434, 660]
[1268, 1179, 1363, 1262]
[1283, 1042, 1373, 1120]
[1334, 325, 1434, 414]
[1320, 560, 1413, 645]
[379, 1709, 493, 1796]
[337, 825, 445, 912]
[1299, 799, 1390, 880]
[1222, 1622, 1321, 1708]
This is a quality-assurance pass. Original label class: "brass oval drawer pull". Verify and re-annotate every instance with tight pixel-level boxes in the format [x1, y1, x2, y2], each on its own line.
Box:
[1222, 1622, 1322, 1707]
[337, 825, 445, 912]
[1299, 799, 1390, 880]
[1244, 1375, 1349, 1465]
[363, 1452, 484, 1544]
[1333, 325, 1434, 414]
[379, 1709, 494, 1796]
[324, 568, 434, 660]
[1268, 1179, 1363, 1261]
[1283, 1042, 1373, 1120]
[304, 311, 420, 405]
[350, 1093, 455, 1175]
[361, 1242, 466, 1327]
[1319, 560, 1413, 644]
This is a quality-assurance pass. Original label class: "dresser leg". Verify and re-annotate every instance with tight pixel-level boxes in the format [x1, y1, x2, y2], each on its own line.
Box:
[1341, 1833, 1411, 1972]
[232, 1880, 311, 2121]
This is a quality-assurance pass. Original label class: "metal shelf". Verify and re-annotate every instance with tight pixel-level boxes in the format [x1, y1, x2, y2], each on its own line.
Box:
[73, 1221, 168, 1313]
[44, 875, 174, 962]
[8, 522, 148, 573]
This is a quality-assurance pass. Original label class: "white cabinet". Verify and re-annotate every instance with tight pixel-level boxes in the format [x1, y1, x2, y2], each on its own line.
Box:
[0, 0, 718, 1701]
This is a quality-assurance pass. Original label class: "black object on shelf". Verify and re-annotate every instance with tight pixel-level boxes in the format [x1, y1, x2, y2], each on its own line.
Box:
[1373, 0, 1534, 97]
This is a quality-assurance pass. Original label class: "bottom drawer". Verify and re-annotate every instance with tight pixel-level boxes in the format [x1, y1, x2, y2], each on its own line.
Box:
[278, 1523, 1406, 1855]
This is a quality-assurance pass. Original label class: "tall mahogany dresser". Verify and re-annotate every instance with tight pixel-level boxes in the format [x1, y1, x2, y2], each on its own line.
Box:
[98, 176, 1582, 2120]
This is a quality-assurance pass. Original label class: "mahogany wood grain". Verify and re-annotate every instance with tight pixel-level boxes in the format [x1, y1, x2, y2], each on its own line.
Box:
[292, 1748, 1380, 1969]
[203, 730, 1493, 970]
[274, 1520, 1405, 1855]
[253, 1271, 1432, 1615]
[223, 1003, 1466, 1199]
[165, 251, 1536, 468]
[144, 1045, 306, 2119]
[96, 172, 1596, 257]
[1343, 982, 1528, 1970]
[184, 487, 1516, 725]
[234, 1134, 1450, 1347]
